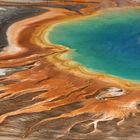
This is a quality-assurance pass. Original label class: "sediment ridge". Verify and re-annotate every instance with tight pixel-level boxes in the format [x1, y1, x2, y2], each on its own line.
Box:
[0, 1, 140, 140]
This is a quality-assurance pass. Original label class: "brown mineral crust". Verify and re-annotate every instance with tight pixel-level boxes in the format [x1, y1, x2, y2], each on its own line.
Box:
[0, 2, 140, 139]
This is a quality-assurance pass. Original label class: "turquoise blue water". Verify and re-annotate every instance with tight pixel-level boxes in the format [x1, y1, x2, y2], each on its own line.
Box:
[47, 8, 140, 81]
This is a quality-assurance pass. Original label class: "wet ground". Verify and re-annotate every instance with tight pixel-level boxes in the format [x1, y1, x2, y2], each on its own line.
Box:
[0, 2, 139, 140]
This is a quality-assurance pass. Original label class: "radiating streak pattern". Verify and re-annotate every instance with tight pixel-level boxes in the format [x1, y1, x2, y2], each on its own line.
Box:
[0, 5, 139, 140]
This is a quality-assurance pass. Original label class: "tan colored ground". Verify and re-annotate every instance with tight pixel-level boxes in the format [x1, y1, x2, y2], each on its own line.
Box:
[0, 1, 139, 139]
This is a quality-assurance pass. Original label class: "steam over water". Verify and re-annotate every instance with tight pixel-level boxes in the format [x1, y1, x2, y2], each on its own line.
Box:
[48, 8, 140, 81]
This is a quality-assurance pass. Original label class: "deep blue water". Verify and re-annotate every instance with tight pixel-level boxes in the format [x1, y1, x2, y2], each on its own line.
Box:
[47, 8, 140, 81]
